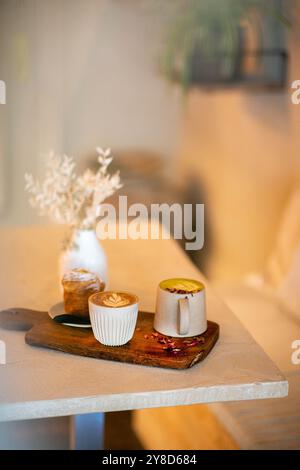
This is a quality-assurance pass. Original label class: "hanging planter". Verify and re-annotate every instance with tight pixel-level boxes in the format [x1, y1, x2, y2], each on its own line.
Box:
[185, 26, 246, 85]
[160, 0, 290, 90]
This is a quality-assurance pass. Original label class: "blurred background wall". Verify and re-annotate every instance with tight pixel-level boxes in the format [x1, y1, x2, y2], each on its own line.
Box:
[0, 0, 180, 226]
[1, 0, 300, 282]
[177, 21, 300, 280]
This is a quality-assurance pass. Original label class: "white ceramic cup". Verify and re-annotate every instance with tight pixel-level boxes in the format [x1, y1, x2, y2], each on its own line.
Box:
[89, 292, 138, 346]
[154, 278, 207, 337]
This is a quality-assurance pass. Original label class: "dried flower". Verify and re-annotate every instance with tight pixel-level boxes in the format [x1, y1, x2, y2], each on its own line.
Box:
[25, 148, 122, 230]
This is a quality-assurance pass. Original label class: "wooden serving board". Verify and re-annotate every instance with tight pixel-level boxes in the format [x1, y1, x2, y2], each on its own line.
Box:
[0, 308, 219, 370]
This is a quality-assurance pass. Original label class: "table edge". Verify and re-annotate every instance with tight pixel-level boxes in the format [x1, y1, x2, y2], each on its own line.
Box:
[0, 379, 288, 422]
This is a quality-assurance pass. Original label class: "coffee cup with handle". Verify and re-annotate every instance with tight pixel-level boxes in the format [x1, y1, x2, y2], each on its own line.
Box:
[154, 278, 207, 337]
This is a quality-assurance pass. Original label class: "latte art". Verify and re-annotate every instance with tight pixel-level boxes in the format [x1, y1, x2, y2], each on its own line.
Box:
[90, 291, 138, 308]
[102, 293, 130, 308]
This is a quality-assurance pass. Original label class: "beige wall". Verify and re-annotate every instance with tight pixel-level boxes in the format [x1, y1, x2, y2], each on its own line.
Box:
[177, 1, 300, 281]
[0, 0, 180, 225]
[1, 0, 299, 281]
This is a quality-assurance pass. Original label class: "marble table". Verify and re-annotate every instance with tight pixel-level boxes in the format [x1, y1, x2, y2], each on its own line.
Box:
[0, 225, 288, 430]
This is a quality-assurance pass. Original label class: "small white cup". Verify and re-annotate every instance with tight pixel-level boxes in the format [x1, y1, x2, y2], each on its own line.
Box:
[154, 278, 207, 337]
[89, 292, 138, 346]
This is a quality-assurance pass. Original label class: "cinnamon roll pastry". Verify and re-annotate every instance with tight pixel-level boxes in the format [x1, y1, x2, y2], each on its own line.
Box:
[62, 268, 105, 318]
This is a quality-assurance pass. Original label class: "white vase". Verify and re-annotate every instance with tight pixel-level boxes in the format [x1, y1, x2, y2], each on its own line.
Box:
[59, 229, 108, 286]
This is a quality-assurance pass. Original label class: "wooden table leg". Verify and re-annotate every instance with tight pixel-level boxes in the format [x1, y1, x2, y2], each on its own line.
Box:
[70, 413, 105, 450]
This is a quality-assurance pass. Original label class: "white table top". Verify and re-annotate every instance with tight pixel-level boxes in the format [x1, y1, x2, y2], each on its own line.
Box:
[0, 225, 288, 422]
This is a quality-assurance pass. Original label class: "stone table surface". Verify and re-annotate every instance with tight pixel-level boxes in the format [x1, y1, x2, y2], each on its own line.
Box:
[0, 225, 288, 422]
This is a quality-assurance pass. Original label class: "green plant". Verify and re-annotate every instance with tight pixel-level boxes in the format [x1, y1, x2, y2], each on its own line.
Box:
[160, 0, 291, 89]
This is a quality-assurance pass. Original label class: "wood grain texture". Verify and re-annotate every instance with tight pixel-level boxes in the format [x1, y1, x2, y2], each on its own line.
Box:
[133, 405, 238, 450]
[0, 308, 46, 331]
[0, 308, 219, 370]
